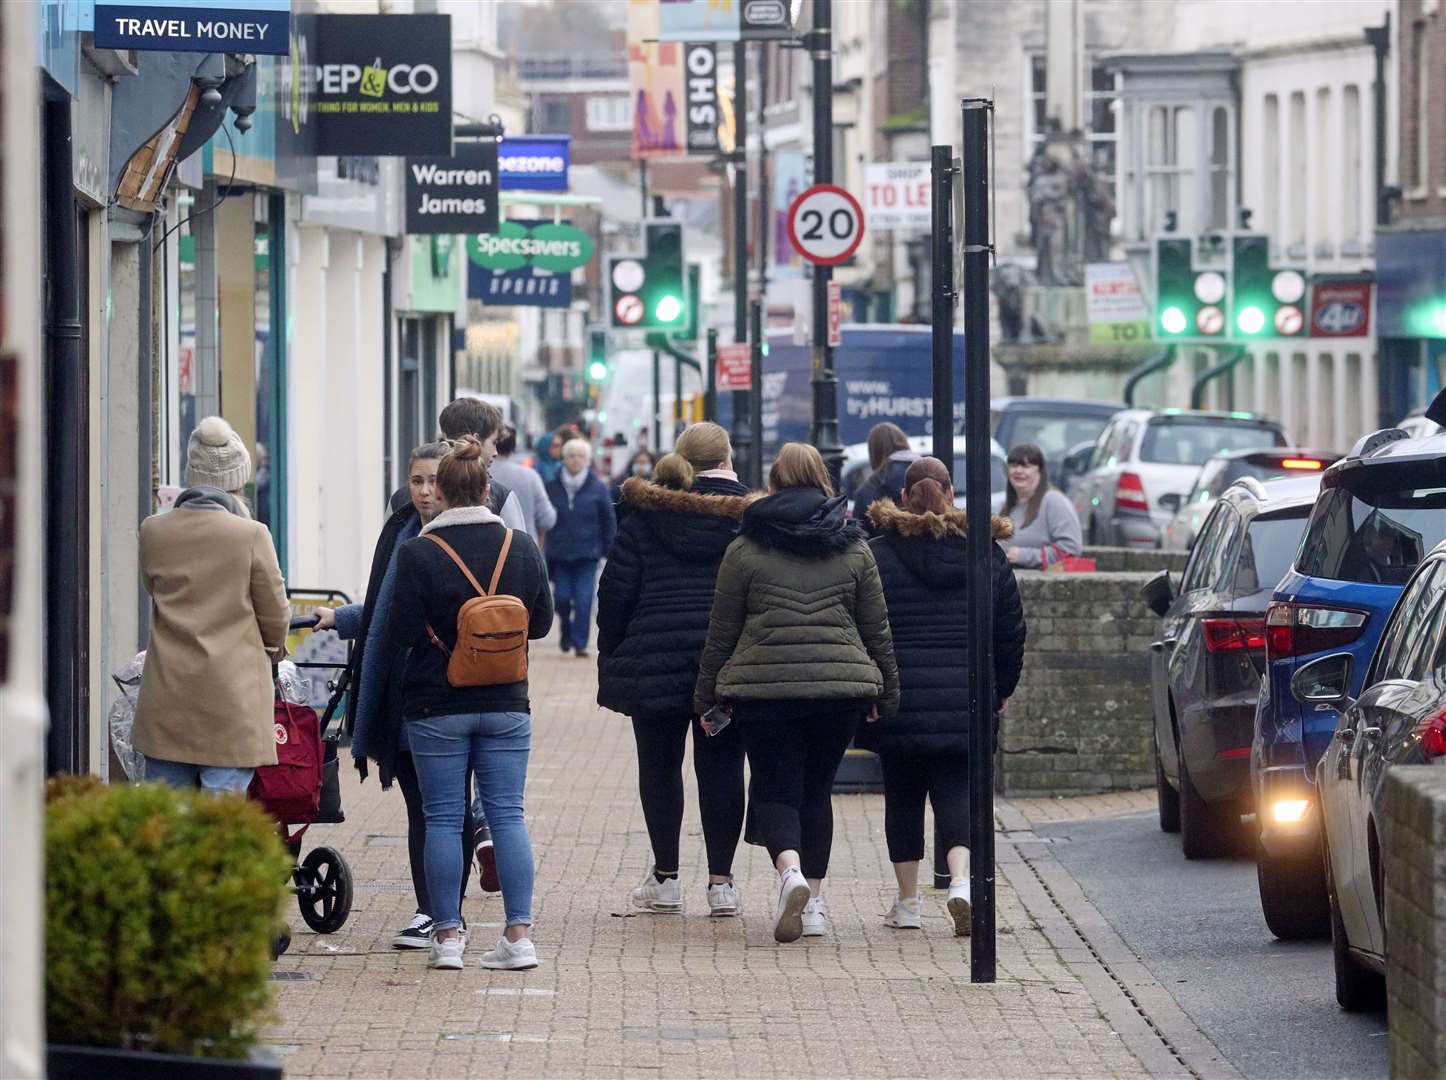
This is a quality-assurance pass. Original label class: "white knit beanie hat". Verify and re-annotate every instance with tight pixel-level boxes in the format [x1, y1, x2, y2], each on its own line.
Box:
[187, 416, 252, 493]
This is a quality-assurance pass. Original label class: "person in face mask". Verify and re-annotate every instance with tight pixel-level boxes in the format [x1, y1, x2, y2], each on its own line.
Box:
[611, 450, 655, 524]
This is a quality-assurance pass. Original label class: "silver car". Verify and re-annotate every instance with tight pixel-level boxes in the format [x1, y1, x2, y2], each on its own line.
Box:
[1066, 409, 1289, 548]
[840, 435, 1007, 513]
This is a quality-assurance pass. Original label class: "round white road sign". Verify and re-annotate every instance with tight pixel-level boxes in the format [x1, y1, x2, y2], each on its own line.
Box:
[786, 184, 865, 266]
[614, 294, 644, 325]
[1274, 305, 1304, 335]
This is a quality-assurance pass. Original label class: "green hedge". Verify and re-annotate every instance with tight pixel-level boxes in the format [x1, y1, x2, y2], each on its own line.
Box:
[46, 777, 291, 1058]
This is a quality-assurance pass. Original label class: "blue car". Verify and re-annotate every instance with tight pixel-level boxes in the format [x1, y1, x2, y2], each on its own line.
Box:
[1252, 421, 1446, 939]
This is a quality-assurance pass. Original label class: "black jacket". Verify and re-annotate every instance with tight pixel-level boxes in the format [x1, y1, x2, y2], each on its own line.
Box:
[852, 454, 920, 536]
[391, 509, 555, 719]
[857, 499, 1026, 756]
[596, 475, 752, 717]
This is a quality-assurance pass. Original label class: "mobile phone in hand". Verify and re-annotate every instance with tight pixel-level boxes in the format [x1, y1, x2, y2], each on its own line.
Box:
[701, 704, 732, 737]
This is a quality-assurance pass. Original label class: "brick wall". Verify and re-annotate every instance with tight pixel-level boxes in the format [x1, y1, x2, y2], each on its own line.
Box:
[1000, 570, 1158, 796]
[1082, 546, 1189, 575]
[1383, 766, 1446, 1078]
[1398, 0, 1446, 223]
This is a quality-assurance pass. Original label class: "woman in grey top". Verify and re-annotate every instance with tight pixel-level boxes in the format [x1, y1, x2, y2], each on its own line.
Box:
[1003, 443, 1083, 568]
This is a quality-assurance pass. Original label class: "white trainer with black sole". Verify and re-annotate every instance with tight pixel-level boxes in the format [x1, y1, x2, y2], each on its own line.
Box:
[947, 882, 972, 937]
[885, 895, 923, 930]
[706, 881, 739, 916]
[393, 912, 434, 950]
[631, 868, 683, 913]
[773, 868, 812, 943]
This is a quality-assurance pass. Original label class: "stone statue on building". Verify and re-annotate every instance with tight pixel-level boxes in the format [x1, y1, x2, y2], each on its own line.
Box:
[1026, 126, 1115, 286]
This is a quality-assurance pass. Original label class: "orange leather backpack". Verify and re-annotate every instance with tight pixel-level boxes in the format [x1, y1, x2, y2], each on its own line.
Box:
[422, 530, 529, 687]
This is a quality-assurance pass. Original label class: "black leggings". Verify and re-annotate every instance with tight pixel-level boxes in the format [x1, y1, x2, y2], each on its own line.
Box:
[739, 708, 860, 880]
[393, 750, 475, 917]
[879, 752, 971, 864]
[632, 714, 745, 877]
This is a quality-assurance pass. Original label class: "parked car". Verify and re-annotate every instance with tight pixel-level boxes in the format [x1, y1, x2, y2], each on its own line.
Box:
[1159, 448, 1339, 553]
[840, 435, 1007, 512]
[1066, 409, 1289, 548]
[1396, 407, 1443, 441]
[1252, 423, 1446, 939]
[1142, 476, 1322, 859]
[989, 397, 1123, 474]
[1309, 539, 1446, 1010]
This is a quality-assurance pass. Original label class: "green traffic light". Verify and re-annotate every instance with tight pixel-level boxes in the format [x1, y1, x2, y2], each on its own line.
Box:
[1160, 307, 1187, 335]
[654, 295, 683, 323]
[1236, 305, 1266, 335]
[587, 360, 608, 381]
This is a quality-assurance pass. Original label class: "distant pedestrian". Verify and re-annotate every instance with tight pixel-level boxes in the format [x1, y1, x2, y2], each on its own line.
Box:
[597, 423, 752, 917]
[1003, 442, 1082, 568]
[533, 432, 563, 487]
[134, 416, 289, 794]
[313, 441, 480, 949]
[489, 424, 557, 541]
[609, 449, 655, 524]
[390, 436, 555, 972]
[694, 442, 899, 943]
[862, 456, 1026, 935]
[544, 438, 616, 658]
[853, 422, 920, 535]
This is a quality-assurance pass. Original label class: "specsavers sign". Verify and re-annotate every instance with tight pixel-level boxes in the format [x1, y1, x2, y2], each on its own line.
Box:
[467, 221, 595, 275]
[93, 0, 290, 53]
[308, 14, 452, 157]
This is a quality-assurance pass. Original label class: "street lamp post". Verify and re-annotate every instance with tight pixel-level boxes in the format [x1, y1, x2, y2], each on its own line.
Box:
[806, 0, 841, 487]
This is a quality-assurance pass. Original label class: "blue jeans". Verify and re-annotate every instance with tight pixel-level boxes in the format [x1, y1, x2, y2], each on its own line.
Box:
[552, 558, 599, 651]
[408, 711, 534, 931]
[145, 755, 255, 795]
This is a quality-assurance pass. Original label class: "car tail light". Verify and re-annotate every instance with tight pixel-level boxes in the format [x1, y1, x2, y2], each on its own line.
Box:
[1279, 458, 1325, 471]
[1116, 471, 1149, 513]
[1265, 601, 1369, 660]
[1202, 617, 1267, 652]
[1417, 707, 1446, 760]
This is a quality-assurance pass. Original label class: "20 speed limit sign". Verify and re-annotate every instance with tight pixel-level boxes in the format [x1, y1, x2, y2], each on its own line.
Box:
[786, 184, 865, 266]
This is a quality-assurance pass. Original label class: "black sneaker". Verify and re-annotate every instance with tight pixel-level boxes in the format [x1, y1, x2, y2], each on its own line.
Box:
[559, 638, 571, 654]
[393, 912, 434, 950]
[574, 649, 590, 659]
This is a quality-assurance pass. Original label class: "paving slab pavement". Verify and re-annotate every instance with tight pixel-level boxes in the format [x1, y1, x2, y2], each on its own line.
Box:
[263, 644, 1223, 1079]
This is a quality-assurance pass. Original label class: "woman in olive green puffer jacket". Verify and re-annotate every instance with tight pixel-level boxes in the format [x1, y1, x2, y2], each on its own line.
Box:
[694, 443, 899, 945]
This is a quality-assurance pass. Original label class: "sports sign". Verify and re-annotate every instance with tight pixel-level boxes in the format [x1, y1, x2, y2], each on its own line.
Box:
[405, 141, 499, 235]
[498, 136, 570, 192]
[466, 220, 595, 275]
[1310, 279, 1371, 338]
[863, 162, 931, 231]
[716, 343, 752, 391]
[786, 185, 865, 267]
[93, 0, 289, 53]
[468, 264, 572, 309]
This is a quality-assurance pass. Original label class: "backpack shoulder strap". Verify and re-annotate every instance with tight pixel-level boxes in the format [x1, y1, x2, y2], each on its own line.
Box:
[487, 529, 515, 595]
[423, 532, 488, 597]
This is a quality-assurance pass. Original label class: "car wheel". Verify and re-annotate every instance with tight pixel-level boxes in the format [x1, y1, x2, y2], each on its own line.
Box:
[1155, 738, 1180, 833]
[1255, 837, 1330, 940]
[1178, 743, 1233, 859]
[1325, 832, 1386, 1011]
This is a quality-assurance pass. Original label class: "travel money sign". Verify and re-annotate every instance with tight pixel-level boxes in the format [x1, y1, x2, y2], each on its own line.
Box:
[93, 0, 290, 53]
[466, 220, 595, 275]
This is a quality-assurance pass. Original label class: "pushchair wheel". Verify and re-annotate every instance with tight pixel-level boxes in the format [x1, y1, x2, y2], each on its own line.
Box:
[271, 925, 292, 959]
[297, 846, 353, 933]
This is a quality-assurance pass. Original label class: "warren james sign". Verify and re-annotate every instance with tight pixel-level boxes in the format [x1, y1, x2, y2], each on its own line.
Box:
[406, 142, 499, 235]
[93, 0, 290, 53]
[308, 14, 452, 156]
[498, 136, 570, 192]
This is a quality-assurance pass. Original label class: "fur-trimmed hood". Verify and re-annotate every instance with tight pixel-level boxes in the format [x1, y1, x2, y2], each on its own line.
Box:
[618, 474, 754, 561]
[866, 498, 1013, 541]
[621, 475, 755, 518]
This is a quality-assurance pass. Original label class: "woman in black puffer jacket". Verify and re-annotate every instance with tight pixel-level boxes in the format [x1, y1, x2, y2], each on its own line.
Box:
[860, 456, 1026, 938]
[596, 423, 753, 918]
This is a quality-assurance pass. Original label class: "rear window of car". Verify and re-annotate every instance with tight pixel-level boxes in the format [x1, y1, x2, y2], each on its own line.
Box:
[1139, 420, 1287, 466]
[1000, 411, 1115, 468]
[1220, 459, 1326, 490]
[1236, 510, 1311, 593]
[953, 453, 1006, 493]
[1295, 485, 1446, 585]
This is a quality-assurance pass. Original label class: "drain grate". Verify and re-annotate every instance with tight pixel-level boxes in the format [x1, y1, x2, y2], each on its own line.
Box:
[269, 971, 313, 982]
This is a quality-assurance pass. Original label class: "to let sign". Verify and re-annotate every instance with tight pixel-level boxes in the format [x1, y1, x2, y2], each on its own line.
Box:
[863, 162, 930, 231]
[406, 141, 499, 235]
[716, 343, 751, 391]
[1311, 279, 1371, 337]
[1085, 262, 1151, 344]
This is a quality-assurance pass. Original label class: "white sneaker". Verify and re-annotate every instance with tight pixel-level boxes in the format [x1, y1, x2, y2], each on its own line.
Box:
[706, 881, 739, 917]
[801, 896, 827, 937]
[479, 935, 539, 971]
[773, 868, 811, 943]
[885, 895, 924, 929]
[428, 933, 465, 971]
[631, 868, 683, 913]
[947, 882, 972, 937]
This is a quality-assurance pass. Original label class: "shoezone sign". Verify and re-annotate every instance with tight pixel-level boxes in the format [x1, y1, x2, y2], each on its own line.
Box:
[786, 184, 865, 266]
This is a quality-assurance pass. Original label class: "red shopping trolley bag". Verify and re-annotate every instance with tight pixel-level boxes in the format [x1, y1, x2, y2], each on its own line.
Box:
[249, 700, 324, 825]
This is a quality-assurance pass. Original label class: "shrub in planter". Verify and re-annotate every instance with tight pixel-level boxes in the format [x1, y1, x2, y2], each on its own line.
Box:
[46, 778, 291, 1059]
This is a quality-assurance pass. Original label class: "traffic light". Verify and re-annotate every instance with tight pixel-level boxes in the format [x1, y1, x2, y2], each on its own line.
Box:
[608, 221, 688, 331]
[585, 327, 609, 382]
[1232, 235, 1307, 338]
[1155, 238, 1227, 340]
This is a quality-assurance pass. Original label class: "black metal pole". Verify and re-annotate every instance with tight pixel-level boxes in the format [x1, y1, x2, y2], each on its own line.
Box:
[731, 39, 752, 485]
[640, 157, 650, 219]
[674, 350, 683, 429]
[705, 327, 718, 422]
[1365, 15, 1391, 226]
[652, 348, 661, 452]
[962, 97, 996, 983]
[757, 42, 770, 306]
[749, 298, 765, 489]
[807, 0, 842, 488]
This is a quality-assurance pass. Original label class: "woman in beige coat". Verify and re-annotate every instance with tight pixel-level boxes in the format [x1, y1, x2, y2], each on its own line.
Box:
[134, 417, 290, 793]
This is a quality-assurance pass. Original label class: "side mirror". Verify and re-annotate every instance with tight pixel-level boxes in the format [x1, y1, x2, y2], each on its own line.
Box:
[1290, 653, 1354, 707]
[1062, 442, 1094, 475]
[1158, 492, 1182, 514]
[1140, 569, 1174, 618]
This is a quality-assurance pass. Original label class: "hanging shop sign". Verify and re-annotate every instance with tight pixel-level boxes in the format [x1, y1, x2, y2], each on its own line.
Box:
[1085, 262, 1151, 344]
[1310, 278, 1372, 338]
[683, 44, 720, 153]
[863, 162, 931, 231]
[716, 343, 752, 391]
[468, 264, 573, 309]
[93, 0, 291, 53]
[629, 5, 724, 157]
[657, 0, 793, 42]
[466, 219, 595, 275]
[498, 136, 571, 192]
[308, 14, 452, 156]
[406, 141, 499, 235]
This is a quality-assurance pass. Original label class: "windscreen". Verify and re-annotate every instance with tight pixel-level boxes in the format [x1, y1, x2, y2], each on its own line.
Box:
[1004, 412, 1115, 467]
[1140, 421, 1286, 466]
[1296, 485, 1446, 586]
[1236, 510, 1311, 593]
